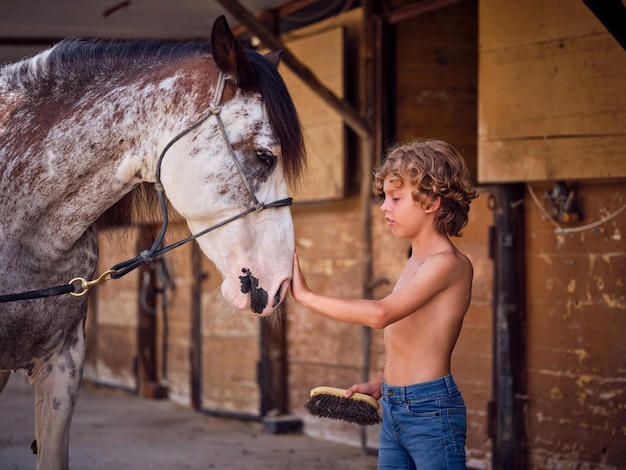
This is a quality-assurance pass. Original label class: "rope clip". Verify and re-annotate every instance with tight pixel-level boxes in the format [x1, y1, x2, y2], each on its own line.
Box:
[69, 270, 116, 297]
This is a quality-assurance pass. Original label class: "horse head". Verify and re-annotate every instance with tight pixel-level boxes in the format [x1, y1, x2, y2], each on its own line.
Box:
[158, 16, 305, 316]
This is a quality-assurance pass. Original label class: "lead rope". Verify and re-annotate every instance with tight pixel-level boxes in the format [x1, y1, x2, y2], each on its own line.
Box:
[0, 72, 293, 302]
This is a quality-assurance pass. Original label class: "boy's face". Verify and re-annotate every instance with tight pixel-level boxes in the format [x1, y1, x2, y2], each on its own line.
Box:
[380, 177, 430, 239]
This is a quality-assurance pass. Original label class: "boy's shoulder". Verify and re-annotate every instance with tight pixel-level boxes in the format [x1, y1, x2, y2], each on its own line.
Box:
[411, 246, 472, 283]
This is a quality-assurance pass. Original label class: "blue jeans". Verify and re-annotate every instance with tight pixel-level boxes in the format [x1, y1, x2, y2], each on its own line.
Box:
[378, 375, 467, 469]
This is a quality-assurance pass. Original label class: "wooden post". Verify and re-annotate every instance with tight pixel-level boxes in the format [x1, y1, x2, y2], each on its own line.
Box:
[490, 184, 527, 469]
[137, 225, 158, 398]
[190, 241, 203, 410]
[258, 318, 288, 416]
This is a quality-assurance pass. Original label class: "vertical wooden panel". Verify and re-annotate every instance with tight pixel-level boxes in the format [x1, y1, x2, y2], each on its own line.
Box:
[287, 198, 367, 445]
[86, 227, 140, 390]
[200, 256, 260, 417]
[524, 179, 626, 468]
[280, 27, 346, 202]
[395, 0, 478, 180]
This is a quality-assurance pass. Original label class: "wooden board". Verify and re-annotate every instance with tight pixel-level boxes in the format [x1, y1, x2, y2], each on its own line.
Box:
[279, 27, 346, 202]
[395, 0, 478, 181]
[523, 179, 626, 468]
[84, 228, 140, 390]
[478, 0, 626, 182]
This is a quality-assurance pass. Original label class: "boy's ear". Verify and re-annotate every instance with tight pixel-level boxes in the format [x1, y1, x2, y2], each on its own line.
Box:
[424, 196, 441, 213]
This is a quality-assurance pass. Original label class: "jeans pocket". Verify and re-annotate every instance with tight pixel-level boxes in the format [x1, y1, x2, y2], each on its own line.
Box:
[405, 399, 440, 418]
[446, 407, 467, 454]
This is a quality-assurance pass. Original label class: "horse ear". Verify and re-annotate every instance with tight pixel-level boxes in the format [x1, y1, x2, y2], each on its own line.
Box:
[264, 50, 284, 69]
[210, 15, 257, 90]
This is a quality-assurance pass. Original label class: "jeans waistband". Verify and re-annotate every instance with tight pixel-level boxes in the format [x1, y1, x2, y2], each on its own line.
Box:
[382, 374, 459, 403]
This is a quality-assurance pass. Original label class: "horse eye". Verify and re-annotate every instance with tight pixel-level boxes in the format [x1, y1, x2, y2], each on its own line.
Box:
[255, 150, 276, 167]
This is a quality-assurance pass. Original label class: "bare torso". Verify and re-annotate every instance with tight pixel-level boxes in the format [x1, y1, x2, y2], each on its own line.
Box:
[382, 245, 473, 386]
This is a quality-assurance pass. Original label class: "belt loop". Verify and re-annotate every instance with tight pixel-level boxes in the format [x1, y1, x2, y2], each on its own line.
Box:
[444, 374, 454, 394]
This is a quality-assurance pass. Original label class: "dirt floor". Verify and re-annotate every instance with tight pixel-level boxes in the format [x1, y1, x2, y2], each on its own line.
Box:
[0, 371, 377, 469]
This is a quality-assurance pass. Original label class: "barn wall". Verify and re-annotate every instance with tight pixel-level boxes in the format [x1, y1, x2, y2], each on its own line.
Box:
[159, 224, 196, 405]
[288, 197, 368, 445]
[524, 180, 626, 468]
[394, 0, 478, 179]
[478, 0, 626, 182]
[85, 222, 196, 404]
[84, 227, 140, 390]
[479, 0, 626, 468]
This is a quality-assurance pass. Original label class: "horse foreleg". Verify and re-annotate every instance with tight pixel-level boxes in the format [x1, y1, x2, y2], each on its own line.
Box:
[0, 369, 10, 395]
[28, 320, 85, 470]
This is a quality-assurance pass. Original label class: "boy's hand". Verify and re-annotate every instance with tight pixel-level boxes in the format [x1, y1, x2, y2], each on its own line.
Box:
[290, 251, 311, 305]
[345, 377, 383, 400]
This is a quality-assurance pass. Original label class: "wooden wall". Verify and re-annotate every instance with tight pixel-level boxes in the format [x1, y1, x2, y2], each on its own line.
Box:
[524, 179, 626, 468]
[288, 198, 368, 445]
[478, 0, 626, 182]
[395, 0, 478, 179]
[479, 0, 626, 468]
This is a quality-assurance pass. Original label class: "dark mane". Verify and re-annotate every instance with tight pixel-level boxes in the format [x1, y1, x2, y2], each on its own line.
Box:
[245, 50, 306, 184]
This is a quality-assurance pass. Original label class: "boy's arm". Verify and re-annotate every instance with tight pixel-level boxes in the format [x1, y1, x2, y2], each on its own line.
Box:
[291, 251, 464, 329]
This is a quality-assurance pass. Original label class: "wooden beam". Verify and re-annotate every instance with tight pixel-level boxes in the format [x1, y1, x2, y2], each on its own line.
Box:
[215, 0, 371, 138]
[385, 0, 463, 24]
[274, 0, 321, 17]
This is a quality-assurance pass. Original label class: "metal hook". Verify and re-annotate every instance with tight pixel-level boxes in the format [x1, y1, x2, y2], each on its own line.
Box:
[69, 270, 116, 297]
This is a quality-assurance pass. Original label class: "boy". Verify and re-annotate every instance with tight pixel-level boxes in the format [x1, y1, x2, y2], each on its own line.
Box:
[291, 139, 478, 469]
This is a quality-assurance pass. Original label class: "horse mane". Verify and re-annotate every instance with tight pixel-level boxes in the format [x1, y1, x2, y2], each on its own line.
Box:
[2, 39, 208, 90]
[244, 50, 306, 184]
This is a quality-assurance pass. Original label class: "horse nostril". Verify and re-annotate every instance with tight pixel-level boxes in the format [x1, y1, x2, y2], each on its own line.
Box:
[273, 279, 290, 308]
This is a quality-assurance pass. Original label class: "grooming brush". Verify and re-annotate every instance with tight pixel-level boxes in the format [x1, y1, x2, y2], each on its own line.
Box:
[305, 386, 381, 425]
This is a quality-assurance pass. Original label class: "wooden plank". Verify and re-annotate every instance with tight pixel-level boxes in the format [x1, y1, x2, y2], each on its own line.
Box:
[280, 27, 346, 202]
[478, 0, 626, 182]
[479, 135, 626, 182]
[395, 0, 478, 180]
[479, 0, 608, 50]
[523, 178, 626, 468]
[479, 34, 626, 140]
[216, 0, 369, 138]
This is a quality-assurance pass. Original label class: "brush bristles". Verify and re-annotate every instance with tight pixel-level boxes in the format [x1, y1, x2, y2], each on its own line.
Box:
[305, 388, 381, 426]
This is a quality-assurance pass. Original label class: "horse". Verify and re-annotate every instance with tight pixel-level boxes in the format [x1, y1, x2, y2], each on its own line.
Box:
[0, 16, 304, 470]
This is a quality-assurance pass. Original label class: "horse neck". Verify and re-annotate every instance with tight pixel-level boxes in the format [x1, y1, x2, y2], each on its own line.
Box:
[0, 67, 213, 259]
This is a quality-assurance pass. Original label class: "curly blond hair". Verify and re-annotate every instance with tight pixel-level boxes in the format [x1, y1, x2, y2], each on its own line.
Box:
[373, 139, 478, 237]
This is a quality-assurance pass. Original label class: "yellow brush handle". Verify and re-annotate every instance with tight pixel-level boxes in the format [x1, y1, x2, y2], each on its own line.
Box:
[309, 386, 380, 410]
